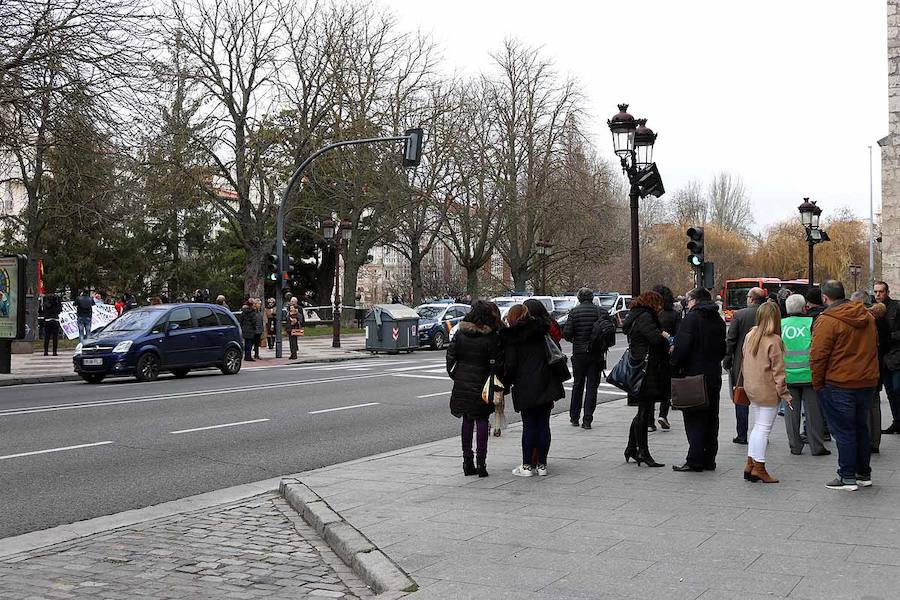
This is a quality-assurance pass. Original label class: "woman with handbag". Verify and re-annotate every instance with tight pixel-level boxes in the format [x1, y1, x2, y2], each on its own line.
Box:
[446, 301, 502, 477]
[501, 299, 565, 477]
[670, 287, 727, 472]
[621, 291, 669, 468]
[741, 301, 792, 483]
[288, 299, 305, 360]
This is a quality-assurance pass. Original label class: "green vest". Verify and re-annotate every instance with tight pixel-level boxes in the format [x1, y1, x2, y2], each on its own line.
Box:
[781, 316, 813, 385]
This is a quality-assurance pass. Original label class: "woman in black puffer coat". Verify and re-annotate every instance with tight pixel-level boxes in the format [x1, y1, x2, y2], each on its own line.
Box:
[501, 299, 566, 478]
[652, 285, 681, 431]
[621, 291, 670, 468]
[447, 301, 502, 477]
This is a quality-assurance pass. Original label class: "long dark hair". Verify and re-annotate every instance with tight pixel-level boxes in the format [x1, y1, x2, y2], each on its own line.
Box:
[523, 298, 551, 325]
[652, 285, 675, 311]
[464, 300, 501, 329]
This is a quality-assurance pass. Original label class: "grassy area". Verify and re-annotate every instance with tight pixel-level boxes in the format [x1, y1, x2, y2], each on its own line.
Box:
[32, 338, 80, 351]
[297, 327, 364, 337]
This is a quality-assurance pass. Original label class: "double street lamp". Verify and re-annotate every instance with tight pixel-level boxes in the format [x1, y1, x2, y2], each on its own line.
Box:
[322, 217, 353, 349]
[798, 197, 829, 286]
[849, 264, 862, 292]
[608, 104, 665, 297]
[536, 240, 553, 295]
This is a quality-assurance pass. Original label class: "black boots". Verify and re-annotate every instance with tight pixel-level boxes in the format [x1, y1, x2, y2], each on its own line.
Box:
[463, 456, 476, 476]
[635, 450, 664, 468]
[476, 456, 488, 478]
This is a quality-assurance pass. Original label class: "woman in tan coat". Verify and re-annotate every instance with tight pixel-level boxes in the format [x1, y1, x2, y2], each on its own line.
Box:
[741, 302, 793, 483]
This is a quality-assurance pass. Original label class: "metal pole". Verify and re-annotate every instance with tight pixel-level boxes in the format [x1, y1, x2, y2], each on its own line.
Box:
[273, 135, 411, 358]
[808, 240, 815, 287]
[629, 183, 640, 297]
[869, 145, 876, 291]
[333, 236, 341, 349]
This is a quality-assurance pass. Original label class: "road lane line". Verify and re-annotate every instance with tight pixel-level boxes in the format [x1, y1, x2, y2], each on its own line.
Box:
[308, 402, 379, 414]
[391, 373, 448, 381]
[170, 418, 270, 434]
[0, 372, 393, 418]
[0, 441, 114, 461]
[597, 390, 625, 396]
[387, 364, 446, 372]
[417, 391, 451, 398]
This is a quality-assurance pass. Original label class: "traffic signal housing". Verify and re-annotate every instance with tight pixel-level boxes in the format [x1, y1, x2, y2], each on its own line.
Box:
[403, 127, 424, 167]
[266, 253, 280, 282]
[283, 255, 296, 281]
[686, 227, 705, 267]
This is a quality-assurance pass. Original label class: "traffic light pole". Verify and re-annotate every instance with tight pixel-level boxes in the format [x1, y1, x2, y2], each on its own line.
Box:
[273, 133, 419, 359]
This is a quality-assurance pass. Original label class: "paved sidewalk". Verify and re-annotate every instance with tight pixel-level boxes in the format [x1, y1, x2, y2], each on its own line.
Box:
[296, 391, 900, 600]
[0, 334, 368, 385]
[0, 493, 373, 600]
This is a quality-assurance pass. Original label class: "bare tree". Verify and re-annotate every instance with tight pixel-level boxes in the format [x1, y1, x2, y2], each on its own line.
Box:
[669, 179, 707, 226]
[707, 172, 753, 233]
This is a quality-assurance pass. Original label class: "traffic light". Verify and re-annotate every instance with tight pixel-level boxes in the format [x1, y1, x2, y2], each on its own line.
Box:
[283, 255, 296, 281]
[403, 127, 424, 167]
[266, 253, 279, 282]
[686, 227, 704, 267]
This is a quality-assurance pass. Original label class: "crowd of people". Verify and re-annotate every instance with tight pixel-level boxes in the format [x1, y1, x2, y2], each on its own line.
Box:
[445, 279, 887, 492]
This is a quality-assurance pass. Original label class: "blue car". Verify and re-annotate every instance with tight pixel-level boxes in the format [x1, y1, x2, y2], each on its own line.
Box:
[73, 303, 244, 383]
[415, 303, 470, 350]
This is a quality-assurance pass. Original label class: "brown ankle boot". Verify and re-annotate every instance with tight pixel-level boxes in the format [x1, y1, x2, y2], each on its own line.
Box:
[749, 460, 779, 483]
[743, 457, 755, 481]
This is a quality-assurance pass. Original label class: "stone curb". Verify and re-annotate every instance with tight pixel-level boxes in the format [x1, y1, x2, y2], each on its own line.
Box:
[279, 479, 417, 596]
[0, 374, 82, 387]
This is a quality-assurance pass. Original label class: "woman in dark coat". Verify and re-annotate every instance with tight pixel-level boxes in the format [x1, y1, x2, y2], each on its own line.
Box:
[501, 299, 566, 477]
[239, 301, 256, 362]
[652, 285, 681, 431]
[622, 291, 670, 467]
[447, 301, 502, 477]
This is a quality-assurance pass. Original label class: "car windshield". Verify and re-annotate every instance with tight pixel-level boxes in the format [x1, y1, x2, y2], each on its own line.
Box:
[596, 297, 616, 310]
[553, 299, 577, 312]
[103, 309, 161, 332]
[416, 306, 443, 319]
[493, 299, 516, 307]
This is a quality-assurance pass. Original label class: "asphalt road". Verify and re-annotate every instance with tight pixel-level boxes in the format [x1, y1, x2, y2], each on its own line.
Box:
[0, 343, 627, 538]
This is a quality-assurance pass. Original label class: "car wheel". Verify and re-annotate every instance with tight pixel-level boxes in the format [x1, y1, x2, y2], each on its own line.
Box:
[220, 348, 242, 375]
[80, 373, 105, 384]
[172, 368, 190, 379]
[432, 330, 446, 350]
[135, 353, 160, 382]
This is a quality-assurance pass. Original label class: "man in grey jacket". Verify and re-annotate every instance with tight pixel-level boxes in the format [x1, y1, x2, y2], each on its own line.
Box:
[723, 287, 766, 444]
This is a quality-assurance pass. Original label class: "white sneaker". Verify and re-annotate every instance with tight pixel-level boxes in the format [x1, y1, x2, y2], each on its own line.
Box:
[512, 465, 534, 477]
[536, 464, 548, 476]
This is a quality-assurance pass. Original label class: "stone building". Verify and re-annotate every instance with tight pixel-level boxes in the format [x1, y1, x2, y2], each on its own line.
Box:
[883, 0, 900, 285]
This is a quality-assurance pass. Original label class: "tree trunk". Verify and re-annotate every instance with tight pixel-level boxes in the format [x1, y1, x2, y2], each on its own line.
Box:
[342, 259, 361, 326]
[315, 246, 336, 306]
[25, 250, 39, 344]
[466, 267, 479, 299]
[243, 243, 265, 299]
[511, 266, 529, 293]
[410, 259, 423, 306]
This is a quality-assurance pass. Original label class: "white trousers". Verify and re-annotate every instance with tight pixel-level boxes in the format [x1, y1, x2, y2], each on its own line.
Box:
[749, 404, 779, 463]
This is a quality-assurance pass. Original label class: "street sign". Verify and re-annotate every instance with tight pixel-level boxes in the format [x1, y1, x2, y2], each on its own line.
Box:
[0, 255, 26, 339]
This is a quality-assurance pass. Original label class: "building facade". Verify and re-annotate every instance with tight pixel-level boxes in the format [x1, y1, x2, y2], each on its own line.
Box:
[883, 0, 900, 285]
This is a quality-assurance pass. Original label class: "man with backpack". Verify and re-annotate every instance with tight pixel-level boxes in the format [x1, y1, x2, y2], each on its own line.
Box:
[563, 288, 616, 429]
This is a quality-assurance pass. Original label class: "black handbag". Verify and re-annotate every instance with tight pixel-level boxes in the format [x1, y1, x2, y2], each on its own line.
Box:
[606, 349, 647, 396]
[671, 374, 708, 410]
[544, 334, 572, 382]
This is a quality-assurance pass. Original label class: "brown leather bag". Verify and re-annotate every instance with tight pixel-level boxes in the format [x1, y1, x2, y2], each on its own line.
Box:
[732, 367, 750, 406]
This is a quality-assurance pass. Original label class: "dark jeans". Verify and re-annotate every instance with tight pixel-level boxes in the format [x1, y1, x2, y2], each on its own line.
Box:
[658, 398, 671, 419]
[883, 369, 900, 426]
[43, 320, 59, 355]
[521, 404, 552, 465]
[253, 334, 261, 358]
[729, 368, 749, 440]
[289, 335, 299, 358]
[682, 376, 721, 468]
[819, 384, 873, 483]
[627, 402, 653, 452]
[244, 338, 254, 360]
[570, 353, 600, 425]
[461, 415, 489, 460]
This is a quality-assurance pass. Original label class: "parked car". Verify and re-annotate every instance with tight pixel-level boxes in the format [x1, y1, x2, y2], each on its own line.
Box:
[415, 303, 470, 350]
[550, 296, 577, 320]
[73, 303, 244, 383]
[594, 293, 633, 329]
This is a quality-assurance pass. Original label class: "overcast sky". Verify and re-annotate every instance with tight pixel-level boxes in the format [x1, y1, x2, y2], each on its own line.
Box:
[383, 0, 888, 232]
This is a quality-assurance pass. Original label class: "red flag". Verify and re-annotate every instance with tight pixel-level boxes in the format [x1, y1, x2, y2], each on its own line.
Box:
[37, 259, 45, 295]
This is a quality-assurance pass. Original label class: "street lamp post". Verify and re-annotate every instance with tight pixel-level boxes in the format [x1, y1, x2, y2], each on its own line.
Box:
[536, 240, 553, 295]
[798, 198, 827, 286]
[608, 104, 664, 297]
[849, 264, 862, 291]
[323, 217, 353, 349]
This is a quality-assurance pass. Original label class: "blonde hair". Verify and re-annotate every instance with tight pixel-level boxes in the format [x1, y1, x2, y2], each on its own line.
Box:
[506, 304, 529, 326]
[747, 302, 782, 357]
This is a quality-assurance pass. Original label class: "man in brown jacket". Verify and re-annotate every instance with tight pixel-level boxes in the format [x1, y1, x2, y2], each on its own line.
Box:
[810, 280, 879, 492]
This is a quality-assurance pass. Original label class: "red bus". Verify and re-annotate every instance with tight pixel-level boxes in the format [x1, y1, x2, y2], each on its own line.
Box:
[722, 277, 813, 322]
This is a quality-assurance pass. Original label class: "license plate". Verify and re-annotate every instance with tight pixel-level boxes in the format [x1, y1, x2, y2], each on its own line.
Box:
[83, 358, 103, 366]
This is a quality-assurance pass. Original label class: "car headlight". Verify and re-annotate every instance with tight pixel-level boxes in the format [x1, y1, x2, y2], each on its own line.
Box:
[112, 341, 133, 354]
[74, 343, 82, 356]
[420, 322, 434, 330]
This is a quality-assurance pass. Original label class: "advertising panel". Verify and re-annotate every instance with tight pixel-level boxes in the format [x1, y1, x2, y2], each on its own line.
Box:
[0, 255, 26, 339]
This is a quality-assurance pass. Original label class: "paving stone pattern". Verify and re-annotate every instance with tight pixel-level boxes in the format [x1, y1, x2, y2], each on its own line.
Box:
[0, 494, 372, 599]
[299, 392, 900, 600]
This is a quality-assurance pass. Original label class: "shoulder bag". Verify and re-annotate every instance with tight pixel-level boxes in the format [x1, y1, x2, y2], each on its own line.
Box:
[732, 366, 750, 406]
[544, 333, 572, 382]
[606, 349, 647, 397]
[671, 374, 708, 410]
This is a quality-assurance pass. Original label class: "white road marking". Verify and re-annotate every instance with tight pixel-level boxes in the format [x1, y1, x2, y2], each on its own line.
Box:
[597, 389, 626, 396]
[0, 372, 393, 418]
[387, 363, 445, 372]
[417, 391, 451, 398]
[0, 441, 114, 461]
[308, 402, 379, 414]
[170, 418, 270, 434]
[391, 373, 449, 381]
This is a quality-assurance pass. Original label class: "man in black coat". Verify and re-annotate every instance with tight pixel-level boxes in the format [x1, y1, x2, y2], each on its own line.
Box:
[671, 288, 727, 471]
[874, 281, 900, 433]
[724, 286, 765, 444]
[562, 287, 606, 429]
